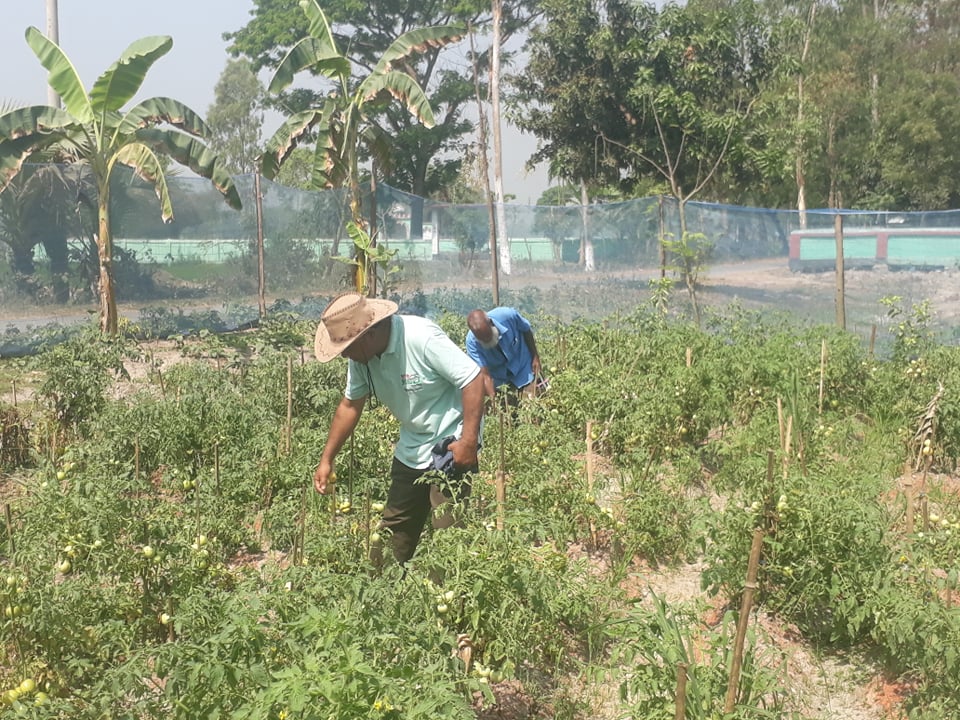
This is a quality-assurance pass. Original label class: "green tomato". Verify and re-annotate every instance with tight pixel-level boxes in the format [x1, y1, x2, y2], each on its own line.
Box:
[141, 545, 155, 559]
[18, 679, 35, 694]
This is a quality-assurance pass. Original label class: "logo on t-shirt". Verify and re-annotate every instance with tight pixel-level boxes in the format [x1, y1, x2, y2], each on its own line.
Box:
[401, 372, 422, 393]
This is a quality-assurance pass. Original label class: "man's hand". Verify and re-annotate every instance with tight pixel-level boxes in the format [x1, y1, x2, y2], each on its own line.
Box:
[531, 354, 542, 379]
[314, 460, 337, 494]
[448, 436, 479, 470]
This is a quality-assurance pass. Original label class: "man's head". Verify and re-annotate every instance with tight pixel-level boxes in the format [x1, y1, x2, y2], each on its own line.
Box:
[314, 292, 398, 363]
[467, 309, 500, 349]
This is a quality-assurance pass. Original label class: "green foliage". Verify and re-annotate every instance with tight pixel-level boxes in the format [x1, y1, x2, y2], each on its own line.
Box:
[31, 326, 132, 429]
[610, 593, 794, 719]
[880, 295, 937, 363]
[8, 297, 960, 717]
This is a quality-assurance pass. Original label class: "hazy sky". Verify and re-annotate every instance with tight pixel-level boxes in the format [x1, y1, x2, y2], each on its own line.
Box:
[1, 0, 549, 202]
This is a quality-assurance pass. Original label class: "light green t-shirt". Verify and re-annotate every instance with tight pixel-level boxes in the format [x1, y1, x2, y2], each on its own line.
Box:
[345, 315, 481, 468]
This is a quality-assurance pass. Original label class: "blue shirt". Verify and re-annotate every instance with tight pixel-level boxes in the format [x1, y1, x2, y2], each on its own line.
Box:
[345, 315, 481, 468]
[465, 307, 535, 389]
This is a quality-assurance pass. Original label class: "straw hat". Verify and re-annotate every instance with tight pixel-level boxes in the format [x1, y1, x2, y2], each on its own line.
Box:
[314, 292, 398, 362]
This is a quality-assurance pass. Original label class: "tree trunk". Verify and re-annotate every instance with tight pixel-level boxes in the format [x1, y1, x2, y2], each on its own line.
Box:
[368, 168, 379, 298]
[9, 244, 35, 277]
[97, 188, 118, 335]
[833, 211, 846, 330]
[469, 24, 499, 305]
[795, 1, 816, 229]
[580, 181, 594, 272]
[41, 232, 70, 304]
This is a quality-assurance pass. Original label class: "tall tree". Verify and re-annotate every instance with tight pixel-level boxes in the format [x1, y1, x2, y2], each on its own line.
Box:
[206, 58, 265, 175]
[511, 0, 646, 267]
[0, 162, 77, 302]
[225, 0, 535, 236]
[259, 0, 460, 293]
[0, 28, 241, 334]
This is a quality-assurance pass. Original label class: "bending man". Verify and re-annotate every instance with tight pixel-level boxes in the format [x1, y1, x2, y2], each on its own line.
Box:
[465, 307, 542, 401]
[313, 292, 484, 564]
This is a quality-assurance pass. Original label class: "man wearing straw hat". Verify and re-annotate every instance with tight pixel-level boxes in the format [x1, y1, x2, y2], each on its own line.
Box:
[313, 291, 485, 564]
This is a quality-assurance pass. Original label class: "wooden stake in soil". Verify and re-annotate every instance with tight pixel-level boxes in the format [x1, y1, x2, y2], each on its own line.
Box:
[818, 338, 827, 416]
[214, 442, 221, 498]
[10, 380, 16, 408]
[293, 480, 308, 567]
[782, 415, 793, 480]
[777, 398, 785, 453]
[674, 662, 688, 720]
[685, 347, 693, 368]
[285, 356, 293, 455]
[132, 436, 141, 483]
[869, 324, 877, 357]
[724, 527, 765, 714]
[4, 504, 14, 554]
[904, 477, 915, 536]
[586, 420, 597, 547]
[914, 452, 931, 533]
[495, 409, 506, 531]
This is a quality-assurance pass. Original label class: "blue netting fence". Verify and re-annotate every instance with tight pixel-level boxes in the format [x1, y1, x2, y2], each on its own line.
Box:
[3, 164, 960, 354]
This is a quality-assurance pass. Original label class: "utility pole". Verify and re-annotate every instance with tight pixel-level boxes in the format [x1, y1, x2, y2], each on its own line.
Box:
[490, 0, 511, 276]
[46, 0, 61, 107]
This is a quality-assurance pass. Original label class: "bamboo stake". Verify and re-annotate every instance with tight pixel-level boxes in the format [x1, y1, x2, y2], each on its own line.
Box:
[134, 436, 141, 482]
[165, 596, 176, 642]
[724, 527, 765, 713]
[214, 442, 220, 498]
[919, 453, 931, 532]
[586, 420, 597, 546]
[4, 504, 14, 554]
[869, 324, 877, 357]
[904, 475, 915, 536]
[818, 338, 827, 416]
[285, 356, 293, 455]
[293, 480, 308, 567]
[685, 347, 692, 368]
[783, 415, 793, 480]
[777, 398, 785, 452]
[496, 409, 506, 530]
[10, 380, 16, 408]
[674, 662, 688, 720]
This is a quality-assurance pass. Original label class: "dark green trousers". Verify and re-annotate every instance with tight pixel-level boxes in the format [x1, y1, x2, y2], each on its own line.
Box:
[378, 456, 475, 564]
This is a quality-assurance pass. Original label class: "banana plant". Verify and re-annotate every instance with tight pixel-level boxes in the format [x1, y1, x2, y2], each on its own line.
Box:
[260, 0, 462, 294]
[332, 221, 400, 297]
[0, 27, 241, 335]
